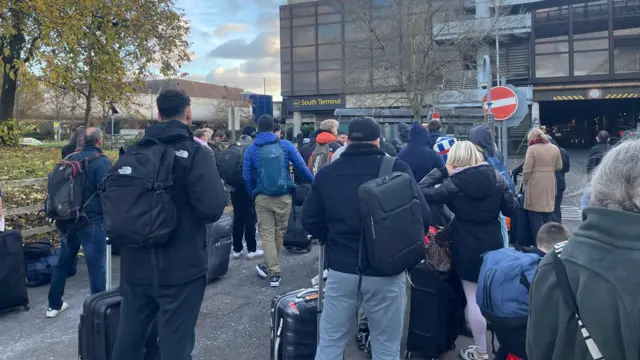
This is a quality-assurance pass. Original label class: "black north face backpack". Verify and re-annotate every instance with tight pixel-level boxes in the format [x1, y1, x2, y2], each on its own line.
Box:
[100, 140, 177, 248]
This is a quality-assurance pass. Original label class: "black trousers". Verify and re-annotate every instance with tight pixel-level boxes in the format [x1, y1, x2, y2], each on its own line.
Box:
[553, 191, 564, 222]
[230, 189, 257, 253]
[112, 276, 206, 360]
[528, 211, 553, 242]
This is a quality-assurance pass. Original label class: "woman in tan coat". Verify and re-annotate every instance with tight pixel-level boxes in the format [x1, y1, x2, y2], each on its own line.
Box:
[523, 128, 563, 240]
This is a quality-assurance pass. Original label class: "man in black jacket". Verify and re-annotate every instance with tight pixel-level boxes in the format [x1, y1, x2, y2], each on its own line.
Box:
[587, 130, 610, 174]
[302, 117, 431, 359]
[112, 89, 227, 360]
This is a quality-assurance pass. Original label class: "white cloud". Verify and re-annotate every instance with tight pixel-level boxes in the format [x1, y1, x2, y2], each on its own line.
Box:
[214, 23, 250, 37]
[208, 32, 279, 59]
[204, 62, 281, 99]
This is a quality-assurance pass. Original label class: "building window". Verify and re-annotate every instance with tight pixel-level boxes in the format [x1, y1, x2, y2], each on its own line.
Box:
[280, 8, 290, 19]
[318, 70, 341, 91]
[280, 19, 290, 28]
[293, 16, 315, 26]
[293, 46, 316, 62]
[318, 14, 341, 24]
[574, 51, 609, 76]
[318, 3, 340, 14]
[318, 60, 342, 70]
[318, 44, 342, 60]
[281, 28, 291, 48]
[292, 6, 316, 17]
[293, 72, 317, 92]
[535, 54, 570, 77]
[614, 46, 640, 73]
[293, 61, 317, 71]
[281, 48, 291, 64]
[345, 22, 369, 42]
[573, 38, 609, 51]
[281, 62, 291, 73]
[292, 26, 316, 46]
[281, 72, 291, 93]
[318, 23, 342, 44]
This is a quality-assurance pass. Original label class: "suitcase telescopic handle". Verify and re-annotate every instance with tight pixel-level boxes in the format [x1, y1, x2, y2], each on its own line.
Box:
[106, 237, 112, 291]
[317, 244, 325, 344]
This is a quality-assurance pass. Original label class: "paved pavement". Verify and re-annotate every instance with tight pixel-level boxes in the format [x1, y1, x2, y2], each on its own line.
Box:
[0, 150, 589, 360]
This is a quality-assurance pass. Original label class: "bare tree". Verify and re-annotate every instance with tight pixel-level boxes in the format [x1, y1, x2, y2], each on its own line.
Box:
[341, 0, 519, 121]
[44, 85, 70, 123]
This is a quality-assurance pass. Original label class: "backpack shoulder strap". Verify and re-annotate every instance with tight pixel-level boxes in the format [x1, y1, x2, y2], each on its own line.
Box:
[156, 144, 175, 187]
[378, 155, 395, 178]
[552, 250, 604, 360]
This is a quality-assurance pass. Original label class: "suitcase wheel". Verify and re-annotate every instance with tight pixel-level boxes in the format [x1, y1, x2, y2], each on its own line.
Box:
[285, 246, 311, 254]
[23, 305, 30, 311]
[404, 351, 412, 359]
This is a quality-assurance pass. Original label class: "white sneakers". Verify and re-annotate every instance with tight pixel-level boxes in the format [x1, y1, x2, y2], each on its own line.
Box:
[459, 345, 489, 360]
[247, 250, 264, 260]
[45, 302, 69, 318]
[233, 249, 264, 260]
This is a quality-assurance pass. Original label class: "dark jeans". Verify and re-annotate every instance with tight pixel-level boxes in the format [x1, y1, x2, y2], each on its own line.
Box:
[528, 211, 553, 242]
[553, 191, 564, 222]
[230, 189, 257, 253]
[112, 276, 207, 360]
[48, 224, 106, 310]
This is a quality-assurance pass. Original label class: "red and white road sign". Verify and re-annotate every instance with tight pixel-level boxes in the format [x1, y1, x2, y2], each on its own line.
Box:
[483, 86, 518, 121]
[432, 111, 440, 120]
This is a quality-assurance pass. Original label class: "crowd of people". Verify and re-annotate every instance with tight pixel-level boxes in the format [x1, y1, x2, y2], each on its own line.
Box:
[29, 87, 640, 360]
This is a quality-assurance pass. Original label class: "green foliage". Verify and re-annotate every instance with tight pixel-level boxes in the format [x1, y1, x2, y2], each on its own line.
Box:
[0, 119, 34, 145]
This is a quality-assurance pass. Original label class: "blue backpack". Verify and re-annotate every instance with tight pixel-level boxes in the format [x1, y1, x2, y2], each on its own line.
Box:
[476, 248, 541, 318]
[486, 154, 516, 195]
[257, 141, 289, 196]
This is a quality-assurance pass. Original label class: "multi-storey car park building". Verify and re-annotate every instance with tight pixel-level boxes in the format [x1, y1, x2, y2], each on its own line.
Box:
[279, 0, 640, 150]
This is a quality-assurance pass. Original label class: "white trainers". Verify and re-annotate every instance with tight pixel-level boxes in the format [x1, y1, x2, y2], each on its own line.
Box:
[46, 302, 69, 318]
[459, 345, 489, 360]
[232, 251, 242, 259]
[311, 269, 329, 287]
[247, 249, 264, 260]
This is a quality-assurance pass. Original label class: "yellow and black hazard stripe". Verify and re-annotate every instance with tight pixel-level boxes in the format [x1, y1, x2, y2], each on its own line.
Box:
[605, 93, 639, 99]
[552, 95, 585, 100]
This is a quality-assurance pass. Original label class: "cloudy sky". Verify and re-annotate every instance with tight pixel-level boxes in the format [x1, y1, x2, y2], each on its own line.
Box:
[176, 0, 285, 100]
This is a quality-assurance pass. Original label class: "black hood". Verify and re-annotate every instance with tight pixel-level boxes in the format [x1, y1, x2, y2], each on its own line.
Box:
[142, 120, 193, 144]
[449, 163, 497, 200]
[469, 125, 496, 157]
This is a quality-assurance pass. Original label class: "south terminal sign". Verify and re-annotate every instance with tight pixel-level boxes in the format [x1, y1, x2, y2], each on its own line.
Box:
[286, 95, 346, 112]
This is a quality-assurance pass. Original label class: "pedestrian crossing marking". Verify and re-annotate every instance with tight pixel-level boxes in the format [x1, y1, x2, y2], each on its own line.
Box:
[561, 205, 582, 221]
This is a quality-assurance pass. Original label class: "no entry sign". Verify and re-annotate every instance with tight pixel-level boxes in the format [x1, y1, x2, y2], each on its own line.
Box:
[483, 86, 518, 121]
[432, 112, 440, 120]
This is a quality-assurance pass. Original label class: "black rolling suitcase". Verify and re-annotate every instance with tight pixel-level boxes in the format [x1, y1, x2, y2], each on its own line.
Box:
[284, 205, 312, 253]
[270, 246, 324, 360]
[78, 242, 159, 360]
[206, 213, 233, 281]
[0, 230, 30, 312]
[405, 262, 463, 360]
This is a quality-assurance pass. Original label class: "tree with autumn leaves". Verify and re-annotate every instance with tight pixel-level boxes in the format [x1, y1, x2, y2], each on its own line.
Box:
[0, 0, 191, 143]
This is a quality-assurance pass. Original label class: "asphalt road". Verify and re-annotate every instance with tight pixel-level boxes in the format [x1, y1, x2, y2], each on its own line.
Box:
[0, 151, 589, 360]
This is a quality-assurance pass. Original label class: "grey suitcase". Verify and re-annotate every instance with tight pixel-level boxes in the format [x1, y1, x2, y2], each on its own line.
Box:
[206, 213, 233, 281]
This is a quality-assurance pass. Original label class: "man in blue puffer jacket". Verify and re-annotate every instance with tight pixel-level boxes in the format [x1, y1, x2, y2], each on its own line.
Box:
[243, 115, 313, 287]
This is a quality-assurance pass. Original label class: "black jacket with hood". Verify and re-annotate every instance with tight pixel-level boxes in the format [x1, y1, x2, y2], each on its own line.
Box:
[397, 122, 445, 182]
[419, 164, 518, 282]
[302, 143, 431, 276]
[119, 120, 228, 286]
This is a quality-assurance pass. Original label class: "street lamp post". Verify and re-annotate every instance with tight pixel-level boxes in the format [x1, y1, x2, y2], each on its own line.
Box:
[479, 55, 494, 133]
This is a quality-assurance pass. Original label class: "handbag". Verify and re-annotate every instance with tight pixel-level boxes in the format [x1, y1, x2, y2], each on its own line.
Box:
[425, 226, 452, 273]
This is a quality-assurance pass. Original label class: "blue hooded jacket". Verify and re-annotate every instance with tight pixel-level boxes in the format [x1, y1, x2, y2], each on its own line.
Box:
[243, 131, 313, 196]
[398, 123, 445, 183]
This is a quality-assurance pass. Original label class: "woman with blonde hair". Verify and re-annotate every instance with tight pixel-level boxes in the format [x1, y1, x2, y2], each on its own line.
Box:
[523, 128, 562, 241]
[419, 141, 518, 360]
